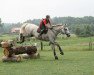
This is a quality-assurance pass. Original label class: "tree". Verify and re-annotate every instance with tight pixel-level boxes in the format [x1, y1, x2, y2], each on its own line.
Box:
[0, 18, 2, 27]
[0, 18, 5, 33]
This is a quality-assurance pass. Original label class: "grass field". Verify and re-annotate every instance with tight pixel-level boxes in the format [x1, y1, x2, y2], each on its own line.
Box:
[0, 34, 94, 75]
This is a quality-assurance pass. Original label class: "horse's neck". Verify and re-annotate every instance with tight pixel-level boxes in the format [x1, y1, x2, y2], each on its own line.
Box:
[51, 27, 61, 36]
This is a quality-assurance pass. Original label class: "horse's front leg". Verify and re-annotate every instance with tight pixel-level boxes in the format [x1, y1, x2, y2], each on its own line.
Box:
[55, 42, 64, 55]
[51, 43, 58, 60]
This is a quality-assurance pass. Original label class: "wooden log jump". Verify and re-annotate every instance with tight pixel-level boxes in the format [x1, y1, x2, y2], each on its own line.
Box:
[1, 41, 40, 62]
[1, 42, 37, 57]
[2, 55, 21, 62]
[21, 52, 40, 59]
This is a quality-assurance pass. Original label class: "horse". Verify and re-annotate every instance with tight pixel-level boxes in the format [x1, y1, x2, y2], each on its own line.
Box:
[18, 23, 70, 60]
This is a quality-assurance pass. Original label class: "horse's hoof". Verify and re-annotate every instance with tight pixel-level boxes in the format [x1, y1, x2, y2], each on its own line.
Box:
[60, 52, 64, 55]
[55, 56, 58, 60]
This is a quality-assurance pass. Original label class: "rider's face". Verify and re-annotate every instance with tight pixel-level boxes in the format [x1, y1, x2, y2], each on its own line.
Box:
[46, 18, 50, 21]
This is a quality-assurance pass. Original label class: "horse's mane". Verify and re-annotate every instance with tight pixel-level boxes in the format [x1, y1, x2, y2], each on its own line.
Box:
[52, 24, 64, 27]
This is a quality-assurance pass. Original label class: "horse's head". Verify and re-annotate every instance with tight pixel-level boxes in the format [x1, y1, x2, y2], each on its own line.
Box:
[52, 24, 70, 37]
[17, 33, 25, 43]
[60, 24, 70, 37]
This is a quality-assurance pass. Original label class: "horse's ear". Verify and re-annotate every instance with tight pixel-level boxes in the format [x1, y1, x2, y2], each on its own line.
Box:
[64, 24, 67, 27]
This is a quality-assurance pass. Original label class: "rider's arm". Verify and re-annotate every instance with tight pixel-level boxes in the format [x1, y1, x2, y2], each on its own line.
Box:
[43, 19, 49, 28]
[43, 19, 46, 26]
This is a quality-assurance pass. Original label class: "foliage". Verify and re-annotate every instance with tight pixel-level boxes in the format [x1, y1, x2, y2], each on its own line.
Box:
[73, 24, 94, 37]
[0, 18, 4, 34]
[0, 18, 2, 26]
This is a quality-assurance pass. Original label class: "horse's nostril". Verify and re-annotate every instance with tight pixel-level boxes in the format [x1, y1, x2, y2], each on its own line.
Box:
[68, 35, 70, 37]
[67, 34, 70, 37]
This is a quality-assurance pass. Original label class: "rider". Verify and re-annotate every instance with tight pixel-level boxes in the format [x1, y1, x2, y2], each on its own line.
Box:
[38, 15, 52, 37]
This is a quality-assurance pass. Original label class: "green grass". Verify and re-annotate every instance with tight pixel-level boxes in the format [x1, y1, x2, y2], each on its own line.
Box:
[0, 34, 94, 75]
[0, 51, 94, 75]
[0, 34, 17, 40]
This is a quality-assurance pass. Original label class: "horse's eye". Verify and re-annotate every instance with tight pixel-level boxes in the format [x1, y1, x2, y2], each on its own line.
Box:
[64, 28, 67, 30]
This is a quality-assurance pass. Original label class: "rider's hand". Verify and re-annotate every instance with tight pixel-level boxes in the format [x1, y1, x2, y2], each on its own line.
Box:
[49, 27, 53, 29]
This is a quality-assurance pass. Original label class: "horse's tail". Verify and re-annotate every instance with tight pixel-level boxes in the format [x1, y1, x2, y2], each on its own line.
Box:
[20, 23, 28, 34]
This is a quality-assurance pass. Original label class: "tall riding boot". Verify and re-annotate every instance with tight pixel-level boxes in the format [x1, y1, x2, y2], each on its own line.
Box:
[38, 31, 43, 38]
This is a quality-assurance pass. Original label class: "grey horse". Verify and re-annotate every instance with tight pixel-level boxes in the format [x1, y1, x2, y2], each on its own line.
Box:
[18, 23, 70, 59]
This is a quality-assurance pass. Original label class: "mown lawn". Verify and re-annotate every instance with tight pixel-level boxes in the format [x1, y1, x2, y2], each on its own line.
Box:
[0, 50, 94, 75]
[0, 34, 94, 75]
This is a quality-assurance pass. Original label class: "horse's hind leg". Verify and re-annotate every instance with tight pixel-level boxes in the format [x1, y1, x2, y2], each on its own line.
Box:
[51, 44, 58, 60]
[55, 42, 64, 55]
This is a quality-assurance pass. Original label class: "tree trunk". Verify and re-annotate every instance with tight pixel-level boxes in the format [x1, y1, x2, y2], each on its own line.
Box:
[3, 46, 37, 57]
[2, 55, 21, 62]
[22, 52, 40, 59]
